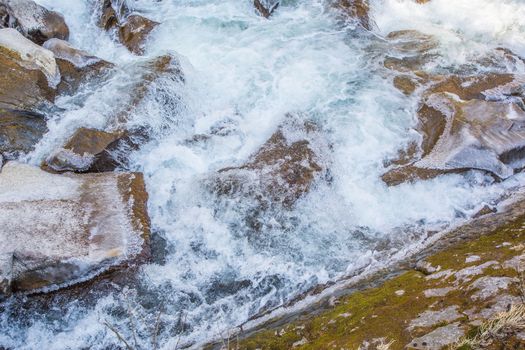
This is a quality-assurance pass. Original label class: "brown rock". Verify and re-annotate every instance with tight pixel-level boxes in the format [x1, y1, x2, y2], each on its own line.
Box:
[99, 0, 120, 30]
[254, 0, 280, 18]
[0, 0, 69, 45]
[118, 14, 158, 55]
[383, 74, 525, 185]
[110, 54, 184, 126]
[210, 116, 328, 208]
[382, 165, 458, 186]
[393, 75, 418, 95]
[334, 0, 371, 30]
[0, 28, 58, 111]
[383, 30, 438, 73]
[43, 38, 114, 95]
[0, 108, 48, 160]
[0, 162, 150, 296]
[428, 73, 516, 101]
[44, 127, 122, 173]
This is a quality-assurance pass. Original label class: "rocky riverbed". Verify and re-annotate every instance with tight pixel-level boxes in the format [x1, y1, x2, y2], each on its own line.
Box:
[2, 0, 525, 349]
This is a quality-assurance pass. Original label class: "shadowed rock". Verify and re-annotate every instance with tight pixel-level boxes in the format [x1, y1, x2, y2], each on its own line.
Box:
[43, 38, 114, 95]
[0, 28, 58, 111]
[0, 162, 150, 297]
[0, 0, 69, 45]
[0, 108, 48, 160]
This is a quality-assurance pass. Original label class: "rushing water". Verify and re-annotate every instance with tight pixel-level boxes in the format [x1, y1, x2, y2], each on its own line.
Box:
[3, 0, 525, 348]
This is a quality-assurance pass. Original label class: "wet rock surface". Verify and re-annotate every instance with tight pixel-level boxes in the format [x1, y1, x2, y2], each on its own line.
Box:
[209, 116, 329, 209]
[44, 127, 147, 173]
[334, 0, 371, 30]
[118, 14, 158, 55]
[0, 0, 69, 45]
[43, 38, 113, 95]
[254, 0, 280, 18]
[109, 54, 184, 127]
[43, 127, 123, 173]
[0, 28, 57, 111]
[0, 162, 150, 297]
[383, 74, 525, 185]
[97, 0, 158, 55]
[0, 108, 48, 160]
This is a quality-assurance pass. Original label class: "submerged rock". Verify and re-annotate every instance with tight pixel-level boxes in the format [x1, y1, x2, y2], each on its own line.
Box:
[0, 162, 150, 297]
[0, 0, 69, 45]
[254, 0, 280, 18]
[210, 116, 329, 208]
[110, 54, 184, 126]
[0, 28, 58, 110]
[334, 0, 371, 30]
[43, 38, 114, 95]
[0, 108, 48, 160]
[118, 14, 159, 55]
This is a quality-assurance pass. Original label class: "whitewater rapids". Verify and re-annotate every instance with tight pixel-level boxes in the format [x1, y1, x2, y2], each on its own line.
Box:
[2, 0, 525, 348]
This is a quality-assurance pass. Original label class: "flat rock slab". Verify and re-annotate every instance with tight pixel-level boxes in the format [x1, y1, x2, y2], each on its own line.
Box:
[407, 322, 464, 350]
[0, 162, 150, 296]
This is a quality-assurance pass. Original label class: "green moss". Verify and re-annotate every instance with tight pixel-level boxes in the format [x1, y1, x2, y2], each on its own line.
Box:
[238, 214, 525, 350]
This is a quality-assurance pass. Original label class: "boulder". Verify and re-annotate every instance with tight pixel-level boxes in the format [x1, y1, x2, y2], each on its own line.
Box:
[0, 28, 58, 110]
[118, 14, 159, 55]
[0, 108, 48, 160]
[98, 0, 128, 30]
[254, 0, 280, 18]
[382, 74, 525, 185]
[43, 38, 114, 95]
[43, 127, 148, 173]
[209, 116, 328, 208]
[0, 0, 69, 45]
[333, 0, 371, 30]
[96, 1, 158, 55]
[43, 128, 123, 173]
[0, 162, 150, 297]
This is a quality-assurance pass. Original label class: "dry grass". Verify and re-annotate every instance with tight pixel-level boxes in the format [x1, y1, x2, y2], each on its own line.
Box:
[453, 303, 525, 349]
[376, 338, 395, 350]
